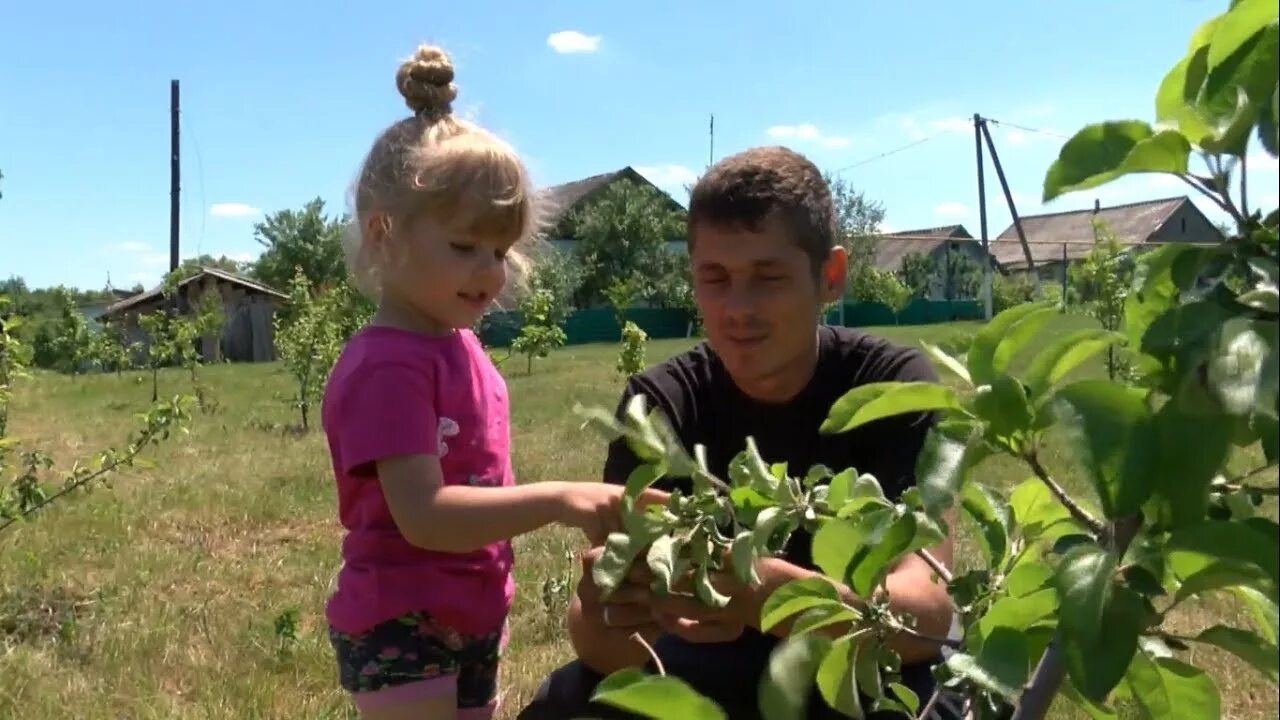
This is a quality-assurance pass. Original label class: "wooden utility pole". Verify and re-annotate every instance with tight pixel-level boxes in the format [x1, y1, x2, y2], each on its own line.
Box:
[708, 114, 715, 169]
[170, 79, 181, 275]
[973, 114, 992, 320]
[979, 118, 1041, 295]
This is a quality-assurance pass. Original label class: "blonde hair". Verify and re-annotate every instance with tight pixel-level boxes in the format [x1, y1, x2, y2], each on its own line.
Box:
[343, 44, 546, 300]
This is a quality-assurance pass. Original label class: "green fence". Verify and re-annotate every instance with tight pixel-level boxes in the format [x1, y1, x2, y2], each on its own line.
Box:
[479, 299, 983, 348]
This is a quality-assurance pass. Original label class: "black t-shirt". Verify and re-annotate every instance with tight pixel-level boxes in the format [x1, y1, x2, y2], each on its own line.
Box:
[601, 325, 942, 720]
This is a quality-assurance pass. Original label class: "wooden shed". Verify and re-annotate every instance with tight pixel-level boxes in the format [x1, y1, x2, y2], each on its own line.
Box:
[97, 267, 287, 363]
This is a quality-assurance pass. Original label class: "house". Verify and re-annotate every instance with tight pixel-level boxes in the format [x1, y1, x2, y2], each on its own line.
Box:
[874, 225, 997, 300]
[989, 196, 1225, 283]
[537, 166, 688, 255]
[96, 267, 287, 363]
[77, 287, 141, 327]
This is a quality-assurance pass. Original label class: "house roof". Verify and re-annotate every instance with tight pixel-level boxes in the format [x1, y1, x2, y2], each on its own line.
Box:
[99, 266, 286, 318]
[873, 225, 982, 272]
[989, 196, 1213, 268]
[538, 166, 686, 235]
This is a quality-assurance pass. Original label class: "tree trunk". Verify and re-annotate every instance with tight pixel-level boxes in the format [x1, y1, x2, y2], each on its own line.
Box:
[151, 367, 158, 402]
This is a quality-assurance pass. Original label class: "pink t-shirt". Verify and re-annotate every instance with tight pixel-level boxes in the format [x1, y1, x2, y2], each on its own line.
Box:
[320, 325, 515, 637]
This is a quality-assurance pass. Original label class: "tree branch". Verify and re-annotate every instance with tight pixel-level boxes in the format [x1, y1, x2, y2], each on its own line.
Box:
[1178, 174, 1238, 223]
[1010, 514, 1142, 720]
[1026, 453, 1105, 536]
[917, 548, 954, 585]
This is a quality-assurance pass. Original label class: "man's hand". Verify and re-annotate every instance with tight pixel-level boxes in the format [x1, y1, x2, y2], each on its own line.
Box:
[568, 545, 664, 673]
[648, 556, 761, 644]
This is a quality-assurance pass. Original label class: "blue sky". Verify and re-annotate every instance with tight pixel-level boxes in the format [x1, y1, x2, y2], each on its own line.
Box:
[3, 0, 1276, 291]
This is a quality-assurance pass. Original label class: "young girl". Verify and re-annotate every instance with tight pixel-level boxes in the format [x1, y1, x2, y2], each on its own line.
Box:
[322, 44, 646, 720]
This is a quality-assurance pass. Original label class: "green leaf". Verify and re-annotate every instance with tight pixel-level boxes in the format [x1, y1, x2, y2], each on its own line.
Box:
[1005, 559, 1055, 597]
[1056, 543, 1116, 649]
[625, 463, 667, 503]
[853, 639, 883, 704]
[922, 341, 971, 385]
[729, 437, 779, 496]
[759, 634, 831, 720]
[1172, 561, 1271, 605]
[945, 627, 1027, 699]
[1053, 380, 1155, 518]
[887, 683, 919, 717]
[992, 306, 1058, 373]
[730, 531, 762, 587]
[752, 507, 789, 556]
[1023, 329, 1127, 399]
[1231, 585, 1280, 644]
[1043, 121, 1192, 202]
[1009, 477, 1080, 542]
[593, 670, 727, 720]
[1195, 625, 1279, 681]
[1125, 653, 1221, 720]
[1122, 565, 1168, 598]
[820, 382, 964, 435]
[1156, 44, 1216, 143]
[812, 517, 864, 582]
[973, 374, 1033, 441]
[693, 562, 732, 608]
[848, 512, 916, 596]
[1064, 583, 1146, 701]
[593, 532, 652, 597]
[1206, 0, 1279, 75]
[824, 468, 855, 511]
[789, 604, 860, 637]
[968, 301, 1056, 386]
[760, 577, 842, 633]
[1061, 681, 1120, 720]
[1168, 519, 1280, 587]
[646, 534, 684, 595]
[815, 635, 864, 719]
[914, 423, 991, 518]
[960, 481, 1011, 568]
[1146, 396, 1234, 529]
[976, 588, 1059, 644]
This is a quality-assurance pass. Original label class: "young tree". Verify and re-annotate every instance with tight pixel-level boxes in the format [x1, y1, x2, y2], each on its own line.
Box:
[88, 322, 139, 378]
[942, 251, 984, 300]
[137, 310, 180, 403]
[0, 294, 32, 437]
[274, 271, 349, 431]
[1068, 220, 1136, 381]
[568, 179, 685, 308]
[616, 321, 648, 378]
[574, 3, 1279, 718]
[46, 288, 93, 374]
[510, 288, 567, 375]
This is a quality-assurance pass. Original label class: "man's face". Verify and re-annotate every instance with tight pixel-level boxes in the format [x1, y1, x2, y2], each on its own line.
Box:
[690, 217, 845, 394]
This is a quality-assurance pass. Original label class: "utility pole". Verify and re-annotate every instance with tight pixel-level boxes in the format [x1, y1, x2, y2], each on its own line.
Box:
[974, 114, 992, 320]
[708, 113, 715, 169]
[979, 119, 1040, 295]
[170, 79, 181, 275]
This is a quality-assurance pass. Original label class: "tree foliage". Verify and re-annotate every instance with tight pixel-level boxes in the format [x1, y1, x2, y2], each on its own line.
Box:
[568, 179, 685, 308]
[825, 173, 887, 271]
[511, 288, 567, 375]
[273, 271, 365, 432]
[1068, 221, 1138, 381]
[575, 3, 1279, 717]
[899, 253, 939, 300]
[0, 294, 193, 534]
[250, 198, 348, 293]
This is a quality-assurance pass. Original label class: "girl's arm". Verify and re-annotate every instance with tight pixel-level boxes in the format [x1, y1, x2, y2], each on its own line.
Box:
[377, 453, 644, 551]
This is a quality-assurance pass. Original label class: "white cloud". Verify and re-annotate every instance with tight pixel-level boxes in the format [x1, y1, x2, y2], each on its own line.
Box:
[547, 31, 601, 54]
[879, 222, 898, 234]
[140, 252, 169, 268]
[209, 202, 261, 218]
[1147, 173, 1183, 189]
[635, 164, 699, 189]
[765, 123, 851, 149]
[934, 201, 970, 219]
[1248, 151, 1278, 171]
[114, 241, 149, 253]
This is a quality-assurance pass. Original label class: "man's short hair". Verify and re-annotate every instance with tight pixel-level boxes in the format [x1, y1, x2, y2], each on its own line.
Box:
[686, 146, 838, 275]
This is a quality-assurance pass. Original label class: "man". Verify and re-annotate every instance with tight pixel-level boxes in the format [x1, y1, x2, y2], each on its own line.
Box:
[519, 146, 956, 720]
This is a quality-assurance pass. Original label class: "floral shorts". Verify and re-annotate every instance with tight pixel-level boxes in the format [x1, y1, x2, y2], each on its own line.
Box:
[328, 610, 506, 712]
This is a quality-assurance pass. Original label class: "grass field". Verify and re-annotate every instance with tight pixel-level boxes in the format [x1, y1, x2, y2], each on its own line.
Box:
[0, 316, 1275, 719]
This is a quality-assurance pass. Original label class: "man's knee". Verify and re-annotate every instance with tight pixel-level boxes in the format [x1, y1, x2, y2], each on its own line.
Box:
[515, 660, 640, 720]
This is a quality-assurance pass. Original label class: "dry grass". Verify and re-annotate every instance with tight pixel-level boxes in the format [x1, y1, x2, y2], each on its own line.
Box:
[0, 317, 1274, 719]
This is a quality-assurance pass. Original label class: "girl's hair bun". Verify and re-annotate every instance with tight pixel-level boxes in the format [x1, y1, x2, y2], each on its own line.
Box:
[396, 45, 457, 118]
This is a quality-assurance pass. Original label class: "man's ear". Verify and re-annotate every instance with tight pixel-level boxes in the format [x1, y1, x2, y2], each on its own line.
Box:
[820, 246, 848, 303]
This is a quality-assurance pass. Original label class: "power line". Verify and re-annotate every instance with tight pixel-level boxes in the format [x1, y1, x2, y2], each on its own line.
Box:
[831, 134, 939, 174]
[984, 117, 1070, 141]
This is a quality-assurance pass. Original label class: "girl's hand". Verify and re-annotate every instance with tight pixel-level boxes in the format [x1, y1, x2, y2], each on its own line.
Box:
[554, 482, 667, 544]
